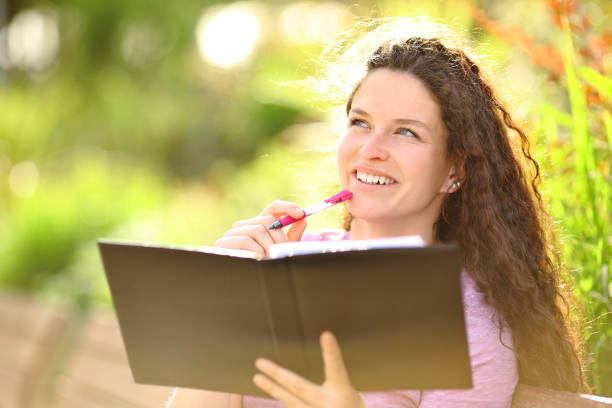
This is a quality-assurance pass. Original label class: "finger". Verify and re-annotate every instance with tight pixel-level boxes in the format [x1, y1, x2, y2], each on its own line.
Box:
[286, 219, 307, 242]
[267, 223, 290, 244]
[260, 200, 304, 219]
[232, 215, 276, 229]
[214, 236, 266, 256]
[253, 374, 309, 408]
[255, 358, 321, 404]
[231, 215, 289, 244]
[224, 225, 276, 253]
[321, 331, 351, 388]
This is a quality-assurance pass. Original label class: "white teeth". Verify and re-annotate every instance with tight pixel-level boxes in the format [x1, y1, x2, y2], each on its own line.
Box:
[355, 171, 395, 185]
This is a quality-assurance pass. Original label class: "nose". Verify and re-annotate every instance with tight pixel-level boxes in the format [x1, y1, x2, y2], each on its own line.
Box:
[359, 131, 390, 161]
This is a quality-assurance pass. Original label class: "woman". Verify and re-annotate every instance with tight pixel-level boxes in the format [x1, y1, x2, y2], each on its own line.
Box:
[211, 21, 585, 408]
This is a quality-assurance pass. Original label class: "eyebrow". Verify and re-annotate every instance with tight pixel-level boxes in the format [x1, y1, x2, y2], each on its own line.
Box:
[350, 108, 431, 133]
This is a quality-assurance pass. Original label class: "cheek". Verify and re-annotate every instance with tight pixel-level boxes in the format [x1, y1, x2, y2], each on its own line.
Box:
[336, 134, 354, 172]
[412, 152, 451, 190]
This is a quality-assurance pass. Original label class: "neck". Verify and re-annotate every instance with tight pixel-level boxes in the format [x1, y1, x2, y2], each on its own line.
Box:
[349, 217, 436, 244]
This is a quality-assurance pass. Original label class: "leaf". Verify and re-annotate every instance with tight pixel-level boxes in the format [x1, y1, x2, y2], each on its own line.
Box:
[536, 103, 572, 128]
[580, 276, 594, 293]
[579, 67, 612, 102]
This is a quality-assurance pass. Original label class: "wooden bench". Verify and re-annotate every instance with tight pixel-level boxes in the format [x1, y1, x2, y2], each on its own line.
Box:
[0, 290, 70, 408]
[1, 290, 611, 407]
[50, 310, 177, 407]
[49, 311, 238, 408]
[0, 292, 227, 408]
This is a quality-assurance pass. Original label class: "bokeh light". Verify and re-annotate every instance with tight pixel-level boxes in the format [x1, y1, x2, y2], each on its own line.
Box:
[5, 9, 59, 71]
[8, 161, 39, 198]
[195, 2, 262, 68]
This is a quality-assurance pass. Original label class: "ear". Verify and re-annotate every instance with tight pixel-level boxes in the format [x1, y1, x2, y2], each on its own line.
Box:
[440, 160, 466, 194]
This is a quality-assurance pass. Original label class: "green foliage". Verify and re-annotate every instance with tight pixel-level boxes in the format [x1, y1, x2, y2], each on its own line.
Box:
[0, 153, 164, 298]
[533, 18, 612, 395]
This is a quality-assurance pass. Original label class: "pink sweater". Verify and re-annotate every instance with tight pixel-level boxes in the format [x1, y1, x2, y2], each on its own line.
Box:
[243, 230, 518, 407]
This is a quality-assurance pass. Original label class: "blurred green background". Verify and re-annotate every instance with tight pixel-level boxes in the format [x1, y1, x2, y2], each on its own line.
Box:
[0, 0, 610, 396]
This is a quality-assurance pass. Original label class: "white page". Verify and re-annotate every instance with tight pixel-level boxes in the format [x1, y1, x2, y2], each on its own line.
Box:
[267, 235, 425, 259]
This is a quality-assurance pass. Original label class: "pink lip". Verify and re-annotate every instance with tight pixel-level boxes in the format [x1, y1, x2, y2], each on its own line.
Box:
[352, 165, 397, 182]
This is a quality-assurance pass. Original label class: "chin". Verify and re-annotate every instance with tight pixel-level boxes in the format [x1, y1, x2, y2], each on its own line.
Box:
[346, 201, 388, 221]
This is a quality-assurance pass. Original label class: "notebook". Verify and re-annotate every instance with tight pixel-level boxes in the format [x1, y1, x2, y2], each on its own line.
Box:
[98, 236, 471, 397]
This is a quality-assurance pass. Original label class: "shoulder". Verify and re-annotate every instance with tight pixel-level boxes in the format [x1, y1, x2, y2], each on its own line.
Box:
[301, 229, 350, 242]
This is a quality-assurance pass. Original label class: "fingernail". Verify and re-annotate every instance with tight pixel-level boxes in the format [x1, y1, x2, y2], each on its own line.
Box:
[294, 208, 304, 218]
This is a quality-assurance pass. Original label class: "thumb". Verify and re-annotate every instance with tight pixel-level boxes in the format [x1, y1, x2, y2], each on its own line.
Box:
[286, 219, 307, 242]
[321, 331, 352, 388]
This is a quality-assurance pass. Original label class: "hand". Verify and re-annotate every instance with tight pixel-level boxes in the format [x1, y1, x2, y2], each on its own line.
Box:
[253, 331, 366, 408]
[214, 200, 307, 256]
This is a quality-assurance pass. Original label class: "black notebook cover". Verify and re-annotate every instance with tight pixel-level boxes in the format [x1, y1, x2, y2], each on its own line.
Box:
[98, 240, 472, 397]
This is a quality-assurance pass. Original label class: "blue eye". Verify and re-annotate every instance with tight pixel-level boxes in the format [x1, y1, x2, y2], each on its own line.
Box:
[398, 127, 419, 139]
[350, 118, 369, 128]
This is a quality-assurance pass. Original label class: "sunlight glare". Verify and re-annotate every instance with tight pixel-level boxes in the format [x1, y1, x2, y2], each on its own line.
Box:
[196, 3, 262, 68]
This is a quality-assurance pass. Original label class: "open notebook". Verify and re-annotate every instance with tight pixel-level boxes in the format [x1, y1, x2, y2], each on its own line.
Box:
[98, 235, 471, 397]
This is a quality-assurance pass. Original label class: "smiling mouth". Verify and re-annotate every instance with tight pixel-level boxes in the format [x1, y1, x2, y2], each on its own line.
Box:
[354, 170, 396, 185]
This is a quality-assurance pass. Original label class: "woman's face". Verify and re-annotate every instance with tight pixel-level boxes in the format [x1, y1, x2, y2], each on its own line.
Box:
[337, 68, 455, 232]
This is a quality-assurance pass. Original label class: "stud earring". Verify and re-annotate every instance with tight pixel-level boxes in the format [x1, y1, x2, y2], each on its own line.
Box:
[451, 181, 461, 189]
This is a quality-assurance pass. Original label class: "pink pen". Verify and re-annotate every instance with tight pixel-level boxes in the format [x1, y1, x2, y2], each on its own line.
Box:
[267, 190, 353, 230]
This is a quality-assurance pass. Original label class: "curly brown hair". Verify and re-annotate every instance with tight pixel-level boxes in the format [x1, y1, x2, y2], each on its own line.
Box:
[343, 36, 586, 392]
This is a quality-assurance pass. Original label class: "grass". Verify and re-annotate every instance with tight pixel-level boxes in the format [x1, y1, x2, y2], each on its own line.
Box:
[533, 16, 612, 395]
